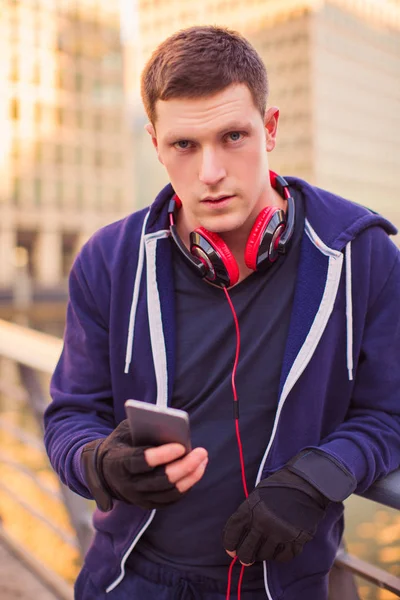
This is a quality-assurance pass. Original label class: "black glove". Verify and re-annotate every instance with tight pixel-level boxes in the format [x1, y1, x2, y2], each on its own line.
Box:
[81, 419, 184, 512]
[223, 449, 357, 565]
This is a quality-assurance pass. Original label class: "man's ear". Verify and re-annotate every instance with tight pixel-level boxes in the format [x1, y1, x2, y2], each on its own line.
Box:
[264, 107, 280, 152]
[145, 123, 164, 165]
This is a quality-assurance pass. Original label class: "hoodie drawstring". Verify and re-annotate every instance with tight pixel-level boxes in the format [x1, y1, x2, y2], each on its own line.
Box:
[173, 578, 197, 600]
[345, 241, 353, 381]
[124, 210, 150, 373]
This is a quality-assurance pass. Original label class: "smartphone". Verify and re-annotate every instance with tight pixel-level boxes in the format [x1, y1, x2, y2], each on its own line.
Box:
[124, 399, 191, 453]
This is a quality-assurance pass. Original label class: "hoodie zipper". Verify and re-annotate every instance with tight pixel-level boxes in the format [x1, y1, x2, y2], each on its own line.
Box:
[105, 510, 157, 593]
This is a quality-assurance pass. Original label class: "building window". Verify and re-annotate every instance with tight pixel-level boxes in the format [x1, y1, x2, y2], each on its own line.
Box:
[34, 21, 41, 47]
[10, 57, 19, 81]
[76, 109, 83, 128]
[92, 81, 102, 102]
[56, 181, 63, 206]
[56, 107, 64, 125]
[94, 113, 102, 130]
[11, 139, 19, 159]
[56, 33, 63, 52]
[74, 35, 82, 57]
[76, 184, 83, 208]
[10, 98, 19, 120]
[114, 189, 122, 210]
[32, 62, 40, 85]
[34, 178, 41, 205]
[9, 16, 19, 43]
[34, 103, 42, 123]
[34, 141, 42, 163]
[13, 177, 20, 205]
[96, 186, 102, 209]
[56, 69, 63, 88]
[55, 144, 63, 164]
[75, 72, 83, 92]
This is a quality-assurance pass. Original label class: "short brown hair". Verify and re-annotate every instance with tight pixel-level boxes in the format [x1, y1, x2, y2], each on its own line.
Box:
[141, 25, 269, 124]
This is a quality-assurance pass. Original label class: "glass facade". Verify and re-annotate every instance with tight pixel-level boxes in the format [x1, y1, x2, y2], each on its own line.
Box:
[0, 0, 133, 286]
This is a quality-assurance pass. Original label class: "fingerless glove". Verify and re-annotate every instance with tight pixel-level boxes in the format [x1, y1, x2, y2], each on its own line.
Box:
[223, 449, 357, 564]
[81, 420, 184, 512]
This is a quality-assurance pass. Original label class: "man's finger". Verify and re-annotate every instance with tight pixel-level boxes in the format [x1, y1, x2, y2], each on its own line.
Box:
[144, 443, 186, 467]
[236, 529, 262, 566]
[165, 448, 208, 484]
[174, 458, 208, 493]
[257, 536, 279, 562]
[223, 505, 249, 553]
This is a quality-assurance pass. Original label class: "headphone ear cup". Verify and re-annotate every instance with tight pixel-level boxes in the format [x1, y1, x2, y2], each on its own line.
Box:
[244, 207, 284, 271]
[191, 227, 240, 287]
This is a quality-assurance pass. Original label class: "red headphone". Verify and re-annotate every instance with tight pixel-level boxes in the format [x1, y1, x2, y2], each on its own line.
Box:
[168, 171, 295, 288]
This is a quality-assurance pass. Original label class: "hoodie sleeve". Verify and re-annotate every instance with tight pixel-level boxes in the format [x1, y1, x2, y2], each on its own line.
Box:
[44, 245, 115, 499]
[317, 240, 400, 495]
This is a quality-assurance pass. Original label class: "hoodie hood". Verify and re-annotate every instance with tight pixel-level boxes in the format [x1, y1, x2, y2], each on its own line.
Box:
[145, 183, 175, 233]
[285, 176, 397, 250]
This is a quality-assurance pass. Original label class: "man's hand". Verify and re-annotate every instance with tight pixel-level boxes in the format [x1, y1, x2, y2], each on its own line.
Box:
[223, 464, 330, 566]
[81, 419, 208, 512]
[223, 448, 357, 566]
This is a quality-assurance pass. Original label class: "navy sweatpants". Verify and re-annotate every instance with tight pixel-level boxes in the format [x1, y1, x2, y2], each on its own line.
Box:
[75, 553, 268, 599]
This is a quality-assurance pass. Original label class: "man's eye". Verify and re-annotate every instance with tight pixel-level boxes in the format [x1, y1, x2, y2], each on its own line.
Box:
[174, 140, 191, 150]
[227, 132, 243, 142]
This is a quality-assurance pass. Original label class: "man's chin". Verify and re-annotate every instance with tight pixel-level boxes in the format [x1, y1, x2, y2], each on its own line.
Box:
[198, 213, 246, 235]
[198, 222, 238, 235]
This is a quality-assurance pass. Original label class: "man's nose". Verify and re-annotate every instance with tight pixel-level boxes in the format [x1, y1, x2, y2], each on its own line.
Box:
[198, 149, 226, 186]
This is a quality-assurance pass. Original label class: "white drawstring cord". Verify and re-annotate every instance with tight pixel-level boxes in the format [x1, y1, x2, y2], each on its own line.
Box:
[124, 211, 150, 373]
[345, 242, 353, 381]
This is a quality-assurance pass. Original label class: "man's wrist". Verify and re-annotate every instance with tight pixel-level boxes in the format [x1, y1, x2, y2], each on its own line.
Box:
[81, 439, 113, 512]
[286, 448, 357, 502]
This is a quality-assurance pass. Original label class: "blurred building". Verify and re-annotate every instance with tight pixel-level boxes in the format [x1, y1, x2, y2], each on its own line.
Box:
[0, 0, 134, 290]
[123, 0, 400, 232]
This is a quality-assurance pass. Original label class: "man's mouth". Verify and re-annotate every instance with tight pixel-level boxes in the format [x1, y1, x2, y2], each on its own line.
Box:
[201, 195, 234, 204]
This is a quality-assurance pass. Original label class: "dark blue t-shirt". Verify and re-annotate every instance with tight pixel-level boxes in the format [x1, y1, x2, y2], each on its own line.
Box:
[136, 192, 305, 588]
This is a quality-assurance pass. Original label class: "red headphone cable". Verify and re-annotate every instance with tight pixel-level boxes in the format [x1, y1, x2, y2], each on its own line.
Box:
[223, 286, 249, 600]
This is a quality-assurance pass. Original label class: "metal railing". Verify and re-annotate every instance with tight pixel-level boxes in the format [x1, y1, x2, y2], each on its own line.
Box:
[0, 318, 94, 582]
[0, 317, 400, 597]
[0, 524, 75, 600]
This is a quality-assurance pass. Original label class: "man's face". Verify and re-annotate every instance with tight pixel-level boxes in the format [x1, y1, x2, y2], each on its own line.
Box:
[147, 84, 279, 239]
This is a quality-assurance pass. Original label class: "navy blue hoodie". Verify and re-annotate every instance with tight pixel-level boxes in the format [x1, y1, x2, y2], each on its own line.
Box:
[44, 177, 400, 599]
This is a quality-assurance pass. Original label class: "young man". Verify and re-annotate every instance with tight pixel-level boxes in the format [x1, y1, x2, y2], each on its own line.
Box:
[44, 26, 400, 600]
